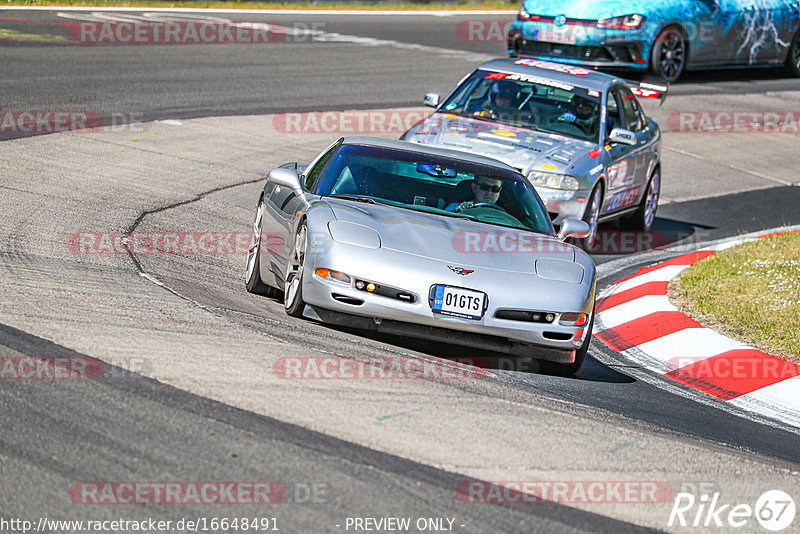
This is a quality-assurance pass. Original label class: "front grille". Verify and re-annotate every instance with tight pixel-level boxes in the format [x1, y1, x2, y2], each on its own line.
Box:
[520, 41, 612, 61]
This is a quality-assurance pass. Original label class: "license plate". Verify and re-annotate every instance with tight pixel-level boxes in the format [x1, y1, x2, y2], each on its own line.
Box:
[431, 285, 486, 320]
[533, 30, 577, 45]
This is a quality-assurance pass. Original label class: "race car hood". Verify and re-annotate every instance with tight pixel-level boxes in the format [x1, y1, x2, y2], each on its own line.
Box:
[324, 198, 576, 274]
[520, 0, 680, 20]
[402, 112, 595, 176]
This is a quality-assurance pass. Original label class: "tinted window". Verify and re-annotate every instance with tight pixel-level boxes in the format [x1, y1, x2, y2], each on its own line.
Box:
[618, 86, 645, 131]
[316, 144, 553, 235]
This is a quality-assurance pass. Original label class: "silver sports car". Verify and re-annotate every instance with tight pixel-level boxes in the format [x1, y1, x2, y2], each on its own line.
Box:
[246, 137, 597, 375]
[401, 58, 664, 250]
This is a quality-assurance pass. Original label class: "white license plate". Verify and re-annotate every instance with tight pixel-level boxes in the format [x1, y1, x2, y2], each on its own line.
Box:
[533, 30, 577, 45]
[432, 285, 486, 320]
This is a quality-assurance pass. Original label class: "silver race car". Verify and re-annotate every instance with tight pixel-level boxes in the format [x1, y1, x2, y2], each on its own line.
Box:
[401, 58, 665, 249]
[246, 137, 597, 375]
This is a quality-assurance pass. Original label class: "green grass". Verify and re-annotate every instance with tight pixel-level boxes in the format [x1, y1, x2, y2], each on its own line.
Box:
[673, 231, 800, 362]
[3, 0, 518, 9]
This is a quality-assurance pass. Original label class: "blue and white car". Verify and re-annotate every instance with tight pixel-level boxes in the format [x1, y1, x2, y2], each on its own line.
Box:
[402, 58, 664, 249]
[507, 0, 800, 81]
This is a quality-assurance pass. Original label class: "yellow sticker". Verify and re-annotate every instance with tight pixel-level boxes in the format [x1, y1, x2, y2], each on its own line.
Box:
[541, 164, 558, 170]
[491, 129, 517, 137]
[605, 145, 613, 150]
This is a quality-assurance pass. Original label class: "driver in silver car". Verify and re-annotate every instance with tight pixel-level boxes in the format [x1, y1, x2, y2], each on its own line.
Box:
[446, 176, 504, 212]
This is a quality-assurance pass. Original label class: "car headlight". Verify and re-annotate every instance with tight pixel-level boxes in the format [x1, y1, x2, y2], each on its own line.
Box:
[596, 14, 646, 30]
[518, 6, 531, 21]
[528, 171, 580, 191]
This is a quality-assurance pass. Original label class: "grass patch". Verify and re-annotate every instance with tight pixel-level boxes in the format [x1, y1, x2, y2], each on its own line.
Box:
[2, 0, 518, 9]
[671, 231, 800, 363]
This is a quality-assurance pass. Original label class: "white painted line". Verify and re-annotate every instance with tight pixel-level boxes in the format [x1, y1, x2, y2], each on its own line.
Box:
[611, 263, 690, 293]
[596, 294, 675, 330]
[635, 328, 748, 370]
[729, 376, 800, 428]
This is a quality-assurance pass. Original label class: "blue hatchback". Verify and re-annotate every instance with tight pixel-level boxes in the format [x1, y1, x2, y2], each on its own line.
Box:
[507, 0, 800, 82]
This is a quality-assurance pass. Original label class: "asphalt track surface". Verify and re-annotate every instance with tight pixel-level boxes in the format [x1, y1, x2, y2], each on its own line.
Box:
[2, 9, 800, 534]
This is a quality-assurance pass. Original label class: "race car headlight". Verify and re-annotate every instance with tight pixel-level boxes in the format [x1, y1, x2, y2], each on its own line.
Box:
[528, 172, 580, 191]
[597, 14, 646, 30]
[518, 6, 531, 21]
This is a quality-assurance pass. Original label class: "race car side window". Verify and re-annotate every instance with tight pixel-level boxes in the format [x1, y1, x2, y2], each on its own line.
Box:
[304, 138, 342, 191]
[606, 87, 622, 136]
[618, 86, 645, 132]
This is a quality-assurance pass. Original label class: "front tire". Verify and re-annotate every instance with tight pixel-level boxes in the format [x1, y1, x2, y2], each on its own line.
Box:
[786, 28, 800, 77]
[579, 185, 602, 250]
[284, 223, 308, 318]
[538, 314, 594, 377]
[651, 26, 686, 83]
[246, 201, 281, 298]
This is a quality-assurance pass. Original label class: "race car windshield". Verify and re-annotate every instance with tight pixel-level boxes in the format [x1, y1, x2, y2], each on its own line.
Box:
[315, 144, 554, 235]
[440, 70, 602, 142]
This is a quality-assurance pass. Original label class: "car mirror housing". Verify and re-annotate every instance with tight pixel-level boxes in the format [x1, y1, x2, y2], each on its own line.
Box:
[608, 127, 637, 146]
[268, 168, 303, 191]
[557, 218, 591, 241]
[423, 93, 440, 108]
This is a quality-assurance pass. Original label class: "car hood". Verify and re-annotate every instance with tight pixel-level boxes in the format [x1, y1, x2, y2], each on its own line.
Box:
[520, 0, 665, 19]
[402, 113, 595, 176]
[324, 198, 576, 274]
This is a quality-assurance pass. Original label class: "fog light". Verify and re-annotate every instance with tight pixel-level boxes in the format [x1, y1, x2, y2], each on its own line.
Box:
[366, 283, 377, 293]
[559, 312, 588, 327]
[545, 313, 555, 323]
[355, 280, 365, 290]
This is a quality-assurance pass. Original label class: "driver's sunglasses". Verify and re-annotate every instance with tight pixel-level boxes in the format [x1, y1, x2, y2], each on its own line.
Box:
[476, 182, 502, 193]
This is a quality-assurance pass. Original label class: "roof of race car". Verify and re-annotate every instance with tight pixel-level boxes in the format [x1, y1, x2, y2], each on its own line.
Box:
[342, 136, 521, 173]
[477, 58, 619, 91]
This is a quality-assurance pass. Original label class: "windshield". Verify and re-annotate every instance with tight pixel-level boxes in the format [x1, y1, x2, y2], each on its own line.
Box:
[315, 144, 553, 235]
[439, 69, 602, 142]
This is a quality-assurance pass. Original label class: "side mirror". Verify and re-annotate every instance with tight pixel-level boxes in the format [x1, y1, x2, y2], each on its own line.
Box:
[608, 127, 637, 146]
[557, 218, 591, 241]
[268, 168, 302, 191]
[423, 93, 440, 108]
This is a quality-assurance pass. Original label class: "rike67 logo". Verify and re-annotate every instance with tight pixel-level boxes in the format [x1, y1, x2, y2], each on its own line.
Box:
[669, 490, 795, 531]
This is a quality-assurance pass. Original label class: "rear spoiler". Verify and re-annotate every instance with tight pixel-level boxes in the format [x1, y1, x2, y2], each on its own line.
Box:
[624, 80, 668, 105]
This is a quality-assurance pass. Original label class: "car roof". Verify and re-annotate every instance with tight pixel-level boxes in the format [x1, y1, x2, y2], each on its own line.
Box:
[341, 136, 521, 173]
[477, 58, 618, 91]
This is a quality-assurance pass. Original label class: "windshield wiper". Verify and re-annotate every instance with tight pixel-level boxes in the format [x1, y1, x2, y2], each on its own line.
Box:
[326, 195, 379, 204]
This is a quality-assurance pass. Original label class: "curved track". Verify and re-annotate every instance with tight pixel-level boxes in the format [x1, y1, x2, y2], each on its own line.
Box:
[1, 9, 799, 533]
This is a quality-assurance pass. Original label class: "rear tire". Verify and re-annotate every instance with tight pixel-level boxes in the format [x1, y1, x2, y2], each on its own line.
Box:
[786, 28, 800, 77]
[246, 201, 281, 298]
[623, 168, 660, 232]
[538, 314, 594, 377]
